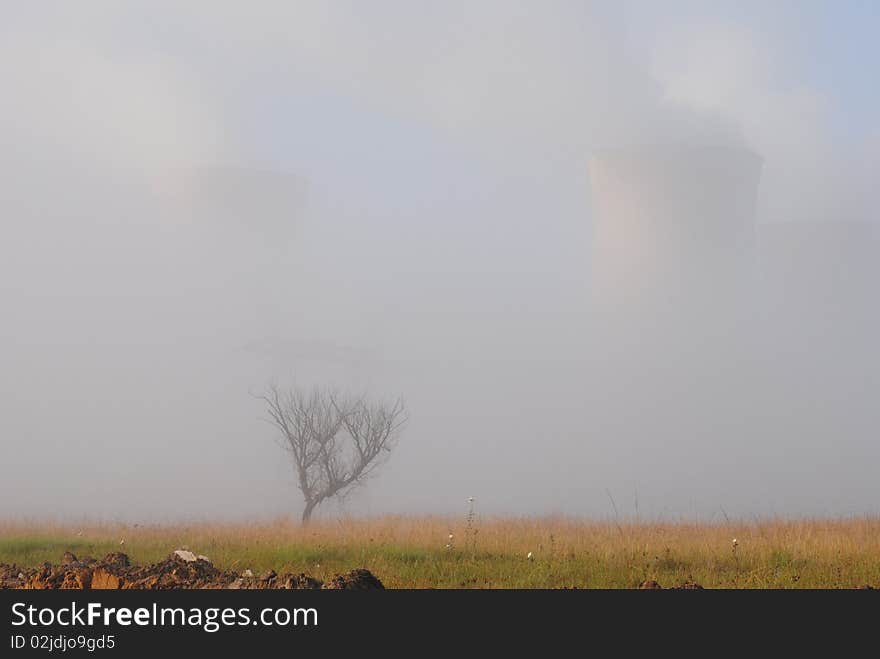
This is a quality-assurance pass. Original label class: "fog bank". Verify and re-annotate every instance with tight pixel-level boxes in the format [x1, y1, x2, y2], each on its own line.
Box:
[1, 2, 878, 521]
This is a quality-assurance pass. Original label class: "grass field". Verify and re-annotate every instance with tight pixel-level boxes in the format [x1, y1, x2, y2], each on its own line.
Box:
[2, 516, 879, 588]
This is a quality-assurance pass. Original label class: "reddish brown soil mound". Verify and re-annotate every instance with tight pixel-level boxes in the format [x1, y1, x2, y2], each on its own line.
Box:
[323, 568, 385, 590]
[0, 552, 383, 591]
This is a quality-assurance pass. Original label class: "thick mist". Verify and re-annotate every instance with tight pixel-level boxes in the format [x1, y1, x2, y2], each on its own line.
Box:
[1, 2, 878, 521]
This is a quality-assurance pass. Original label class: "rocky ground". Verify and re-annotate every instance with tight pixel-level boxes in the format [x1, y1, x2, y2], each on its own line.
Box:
[637, 579, 704, 589]
[0, 550, 384, 590]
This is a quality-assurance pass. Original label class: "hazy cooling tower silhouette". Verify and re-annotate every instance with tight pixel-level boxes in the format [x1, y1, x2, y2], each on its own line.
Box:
[583, 144, 764, 472]
[588, 145, 763, 317]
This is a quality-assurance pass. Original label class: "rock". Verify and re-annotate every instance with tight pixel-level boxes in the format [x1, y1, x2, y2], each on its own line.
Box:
[169, 550, 212, 564]
[173, 550, 199, 563]
[322, 568, 384, 590]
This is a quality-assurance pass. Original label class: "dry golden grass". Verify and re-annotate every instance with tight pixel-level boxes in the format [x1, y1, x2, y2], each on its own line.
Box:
[2, 515, 879, 588]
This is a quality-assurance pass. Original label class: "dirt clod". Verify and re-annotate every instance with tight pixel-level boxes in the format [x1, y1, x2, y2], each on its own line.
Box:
[322, 568, 385, 590]
[280, 573, 323, 590]
[91, 568, 124, 590]
[101, 553, 131, 570]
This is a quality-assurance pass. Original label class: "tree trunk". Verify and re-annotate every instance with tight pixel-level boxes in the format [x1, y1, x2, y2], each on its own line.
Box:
[301, 499, 318, 524]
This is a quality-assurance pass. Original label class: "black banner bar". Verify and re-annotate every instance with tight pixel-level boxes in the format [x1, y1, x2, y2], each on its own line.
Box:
[2, 590, 875, 655]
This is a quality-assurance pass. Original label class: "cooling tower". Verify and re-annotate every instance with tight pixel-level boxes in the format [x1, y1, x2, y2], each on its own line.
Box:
[587, 145, 763, 313]
[583, 145, 764, 452]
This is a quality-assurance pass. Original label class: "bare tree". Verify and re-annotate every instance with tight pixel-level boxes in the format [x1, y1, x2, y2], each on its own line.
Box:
[260, 384, 407, 523]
